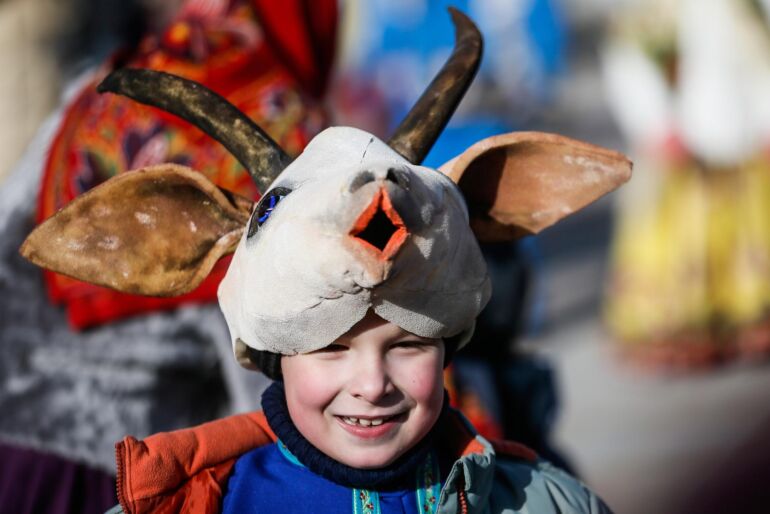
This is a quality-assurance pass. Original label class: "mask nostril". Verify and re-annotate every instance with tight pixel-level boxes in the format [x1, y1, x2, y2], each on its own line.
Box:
[386, 168, 409, 190]
[349, 171, 376, 192]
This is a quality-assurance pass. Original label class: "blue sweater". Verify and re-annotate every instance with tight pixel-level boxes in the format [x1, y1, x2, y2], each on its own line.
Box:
[222, 442, 441, 514]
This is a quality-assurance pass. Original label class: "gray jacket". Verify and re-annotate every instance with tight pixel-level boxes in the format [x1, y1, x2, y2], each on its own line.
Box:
[436, 427, 612, 513]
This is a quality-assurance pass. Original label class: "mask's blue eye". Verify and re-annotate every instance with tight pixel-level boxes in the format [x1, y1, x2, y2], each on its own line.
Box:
[247, 186, 292, 238]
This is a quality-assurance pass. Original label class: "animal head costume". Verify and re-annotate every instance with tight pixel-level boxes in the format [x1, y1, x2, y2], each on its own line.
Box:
[21, 9, 631, 373]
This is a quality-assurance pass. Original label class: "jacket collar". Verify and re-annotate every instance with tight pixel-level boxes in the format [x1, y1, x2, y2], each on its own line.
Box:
[435, 412, 538, 513]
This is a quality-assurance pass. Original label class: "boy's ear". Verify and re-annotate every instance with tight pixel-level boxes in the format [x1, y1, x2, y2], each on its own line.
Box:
[20, 163, 254, 296]
[439, 132, 632, 242]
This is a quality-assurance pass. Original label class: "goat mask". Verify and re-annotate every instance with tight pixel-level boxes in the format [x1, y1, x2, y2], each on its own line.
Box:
[21, 9, 631, 367]
[219, 126, 491, 355]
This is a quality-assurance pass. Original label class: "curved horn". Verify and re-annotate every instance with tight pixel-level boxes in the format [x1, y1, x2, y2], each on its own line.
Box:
[387, 7, 483, 164]
[97, 68, 292, 193]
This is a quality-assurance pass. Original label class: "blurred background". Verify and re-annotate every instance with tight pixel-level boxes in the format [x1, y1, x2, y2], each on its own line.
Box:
[1, 0, 770, 513]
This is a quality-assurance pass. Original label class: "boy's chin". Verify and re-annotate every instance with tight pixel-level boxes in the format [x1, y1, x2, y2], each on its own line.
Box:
[322, 437, 409, 469]
[335, 449, 403, 469]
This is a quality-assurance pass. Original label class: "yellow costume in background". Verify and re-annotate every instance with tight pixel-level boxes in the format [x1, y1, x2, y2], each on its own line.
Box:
[602, 0, 770, 368]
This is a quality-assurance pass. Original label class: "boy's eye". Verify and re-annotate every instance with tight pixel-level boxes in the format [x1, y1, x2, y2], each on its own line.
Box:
[247, 186, 292, 238]
[391, 340, 426, 350]
[313, 343, 348, 354]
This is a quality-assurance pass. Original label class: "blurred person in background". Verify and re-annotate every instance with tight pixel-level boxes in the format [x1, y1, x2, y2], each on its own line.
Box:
[602, 0, 770, 371]
[0, 1, 335, 512]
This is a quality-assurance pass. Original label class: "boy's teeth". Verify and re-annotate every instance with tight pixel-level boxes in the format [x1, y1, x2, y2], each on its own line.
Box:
[342, 416, 387, 427]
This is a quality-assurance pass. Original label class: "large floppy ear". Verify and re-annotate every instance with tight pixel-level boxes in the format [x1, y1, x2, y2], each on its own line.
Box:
[20, 164, 253, 296]
[439, 131, 632, 241]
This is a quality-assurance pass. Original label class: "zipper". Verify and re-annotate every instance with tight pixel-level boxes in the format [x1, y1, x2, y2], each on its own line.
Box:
[457, 473, 469, 514]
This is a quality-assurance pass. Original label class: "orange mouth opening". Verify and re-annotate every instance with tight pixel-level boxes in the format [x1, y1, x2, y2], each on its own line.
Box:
[349, 188, 408, 260]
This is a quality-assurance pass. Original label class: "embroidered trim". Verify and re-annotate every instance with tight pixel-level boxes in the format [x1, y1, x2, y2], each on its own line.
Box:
[416, 452, 441, 513]
[353, 489, 381, 514]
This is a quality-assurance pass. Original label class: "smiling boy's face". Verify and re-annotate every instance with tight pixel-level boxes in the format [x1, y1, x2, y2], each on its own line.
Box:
[281, 310, 445, 469]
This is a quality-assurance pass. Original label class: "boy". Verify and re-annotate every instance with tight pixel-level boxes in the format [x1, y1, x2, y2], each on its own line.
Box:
[219, 310, 613, 513]
[23, 8, 629, 513]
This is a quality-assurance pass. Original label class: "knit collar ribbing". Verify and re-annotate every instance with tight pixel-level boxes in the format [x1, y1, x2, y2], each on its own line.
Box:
[261, 381, 447, 490]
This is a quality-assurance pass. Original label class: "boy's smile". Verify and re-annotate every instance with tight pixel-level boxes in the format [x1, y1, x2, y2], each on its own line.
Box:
[281, 310, 445, 469]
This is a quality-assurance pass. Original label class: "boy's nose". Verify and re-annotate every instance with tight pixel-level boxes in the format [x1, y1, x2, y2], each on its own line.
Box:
[348, 357, 395, 403]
